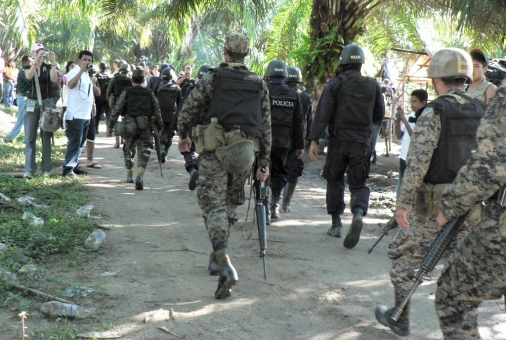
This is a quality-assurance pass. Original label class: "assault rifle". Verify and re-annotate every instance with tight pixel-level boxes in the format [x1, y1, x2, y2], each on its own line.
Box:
[153, 129, 163, 178]
[367, 216, 398, 254]
[391, 211, 469, 321]
[254, 166, 268, 280]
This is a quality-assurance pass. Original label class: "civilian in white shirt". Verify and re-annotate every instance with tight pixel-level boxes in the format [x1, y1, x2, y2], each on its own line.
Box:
[394, 89, 428, 199]
[62, 50, 100, 177]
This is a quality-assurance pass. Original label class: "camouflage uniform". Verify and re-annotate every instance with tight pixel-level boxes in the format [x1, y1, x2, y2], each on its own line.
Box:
[436, 84, 506, 339]
[108, 88, 163, 170]
[390, 89, 478, 313]
[177, 63, 271, 251]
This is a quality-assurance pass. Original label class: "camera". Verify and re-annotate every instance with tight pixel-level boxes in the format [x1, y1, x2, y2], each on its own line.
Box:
[87, 63, 96, 76]
[87, 63, 94, 70]
[140, 55, 148, 63]
[44, 52, 50, 57]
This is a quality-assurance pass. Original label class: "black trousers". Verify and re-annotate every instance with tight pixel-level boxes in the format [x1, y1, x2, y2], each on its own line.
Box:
[267, 146, 290, 195]
[324, 137, 370, 215]
[286, 148, 304, 184]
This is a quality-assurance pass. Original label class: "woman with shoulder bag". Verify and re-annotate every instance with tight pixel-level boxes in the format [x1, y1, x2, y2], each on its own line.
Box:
[23, 43, 58, 178]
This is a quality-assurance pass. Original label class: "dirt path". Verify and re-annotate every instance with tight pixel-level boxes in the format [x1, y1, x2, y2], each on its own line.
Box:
[2, 113, 506, 339]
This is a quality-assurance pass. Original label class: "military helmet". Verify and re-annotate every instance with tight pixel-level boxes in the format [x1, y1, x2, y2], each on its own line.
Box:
[286, 66, 302, 83]
[215, 140, 255, 173]
[339, 44, 365, 64]
[159, 63, 169, 72]
[161, 67, 173, 80]
[197, 65, 213, 79]
[265, 60, 288, 77]
[427, 48, 472, 83]
[119, 63, 129, 71]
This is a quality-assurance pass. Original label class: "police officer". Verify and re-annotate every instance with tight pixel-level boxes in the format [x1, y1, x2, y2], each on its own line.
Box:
[264, 60, 304, 222]
[177, 33, 271, 299]
[95, 62, 112, 133]
[375, 48, 485, 336]
[156, 67, 182, 161]
[281, 66, 313, 212]
[107, 69, 163, 190]
[308, 44, 385, 248]
[147, 63, 170, 94]
[107, 62, 132, 148]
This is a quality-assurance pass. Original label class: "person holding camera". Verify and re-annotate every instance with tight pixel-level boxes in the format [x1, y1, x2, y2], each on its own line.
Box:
[23, 43, 58, 178]
[177, 66, 194, 97]
[62, 50, 100, 177]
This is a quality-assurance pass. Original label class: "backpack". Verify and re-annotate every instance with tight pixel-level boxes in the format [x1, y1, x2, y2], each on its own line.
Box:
[157, 83, 179, 112]
[96, 72, 111, 101]
[113, 75, 132, 97]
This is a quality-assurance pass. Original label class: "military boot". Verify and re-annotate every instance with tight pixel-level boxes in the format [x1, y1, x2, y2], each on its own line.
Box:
[208, 252, 219, 276]
[214, 249, 238, 299]
[135, 167, 145, 190]
[344, 207, 364, 249]
[375, 299, 410, 336]
[281, 182, 296, 212]
[270, 190, 281, 219]
[114, 135, 120, 149]
[189, 168, 199, 191]
[327, 213, 342, 237]
[126, 169, 134, 183]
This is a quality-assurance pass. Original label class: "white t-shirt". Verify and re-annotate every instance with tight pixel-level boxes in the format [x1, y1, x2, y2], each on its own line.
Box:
[65, 67, 94, 120]
[399, 114, 416, 161]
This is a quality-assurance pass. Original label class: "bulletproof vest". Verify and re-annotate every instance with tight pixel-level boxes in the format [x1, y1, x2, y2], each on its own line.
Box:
[423, 94, 485, 184]
[297, 89, 311, 121]
[268, 83, 298, 137]
[157, 82, 179, 112]
[113, 75, 132, 97]
[332, 73, 377, 132]
[205, 67, 264, 138]
[96, 72, 111, 101]
[125, 86, 152, 117]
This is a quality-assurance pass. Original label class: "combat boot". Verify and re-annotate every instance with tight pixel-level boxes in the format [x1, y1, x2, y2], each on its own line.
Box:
[214, 249, 238, 299]
[114, 135, 120, 149]
[344, 207, 364, 249]
[327, 213, 342, 237]
[270, 190, 281, 219]
[135, 167, 145, 190]
[189, 168, 199, 191]
[126, 169, 134, 183]
[281, 182, 296, 212]
[375, 300, 410, 336]
[208, 252, 219, 276]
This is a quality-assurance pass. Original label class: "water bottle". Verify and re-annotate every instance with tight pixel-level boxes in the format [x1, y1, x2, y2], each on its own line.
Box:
[84, 229, 106, 251]
[39, 301, 96, 319]
[22, 211, 44, 226]
[76, 204, 93, 218]
[16, 197, 34, 206]
[0, 193, 11, 203]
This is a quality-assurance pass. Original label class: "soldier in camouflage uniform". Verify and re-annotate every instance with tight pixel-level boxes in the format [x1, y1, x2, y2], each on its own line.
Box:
[107, 69, 163, 190]
[375, 48, 485, 336]
[107, 62, 131, 148]
[177, 33, 271, 299]
[434, 83, 506, 339]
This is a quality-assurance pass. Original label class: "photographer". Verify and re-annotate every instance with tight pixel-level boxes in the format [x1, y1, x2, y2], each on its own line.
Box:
[62, 50, 100, 177]
[176, 66, 194, 96]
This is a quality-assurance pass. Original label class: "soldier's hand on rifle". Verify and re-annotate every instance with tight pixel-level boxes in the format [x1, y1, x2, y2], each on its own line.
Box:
[395, 208, 411, 229]
[178, 137, 192, 152]
[256, 166, 269, 182]
[309, 140, 319, 161]
[296, 149, 304, 159]
[436, 211, 449, 231]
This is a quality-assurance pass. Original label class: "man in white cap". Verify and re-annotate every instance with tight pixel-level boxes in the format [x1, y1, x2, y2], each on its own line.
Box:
[23, 43, 58, 177]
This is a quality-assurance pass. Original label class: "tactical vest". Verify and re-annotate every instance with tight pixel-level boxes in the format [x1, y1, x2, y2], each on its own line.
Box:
[423, 94, 485, 184]
[205, 67, 264, 138]
[332, 74, 377, 131]
[113, 75, 132, 97]
[125, 87, 152, 118]
[157, 82, 179, 112]
[96, 72, 111, 101]
[268, 83, 298, 137]
[297, 89, 311, 121]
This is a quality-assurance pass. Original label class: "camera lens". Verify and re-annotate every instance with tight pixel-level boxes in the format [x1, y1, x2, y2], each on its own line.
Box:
[87, 63, 94, 70]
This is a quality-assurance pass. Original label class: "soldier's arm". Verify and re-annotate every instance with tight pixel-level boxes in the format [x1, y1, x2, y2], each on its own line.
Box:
[373, 84, 386, 123]
[291, 95, 305, 150]
[108, 90, 127, 130]
[258, 82, 272, 168]
[397, 107, 441, 212]
[308, 79, 336, 141]
[151, 92, 163, 132]
[106, 77, 115, 101]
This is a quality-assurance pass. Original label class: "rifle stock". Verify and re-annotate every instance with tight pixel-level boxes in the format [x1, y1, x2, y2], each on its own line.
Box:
[368, 216, 398, 254]
[254, 166, 268, 280]
[391, 211, 469, 321]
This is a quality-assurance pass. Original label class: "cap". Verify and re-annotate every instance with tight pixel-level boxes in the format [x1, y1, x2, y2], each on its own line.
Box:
[224, 33, 249, 54]
[31, 43, 45, 52]
[470, 48, 489, 65]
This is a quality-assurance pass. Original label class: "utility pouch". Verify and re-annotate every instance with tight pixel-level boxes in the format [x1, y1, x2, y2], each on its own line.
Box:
[415, 182, 448, 221]
[114, 116, 137, 139]
[135, 116, 149, 130]
[224, 129, 246, 146]
[192, 118, 226, 153]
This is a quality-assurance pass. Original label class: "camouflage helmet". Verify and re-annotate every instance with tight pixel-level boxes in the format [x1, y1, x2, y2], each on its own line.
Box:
[197, 65, 213, 79]
[286, 66, 302, 83]
[159, 63, 169, 72]
[339, 44, 365, 64]
[215, 140, 255, 173]
[427, 48, 472, 83]
[265, 60, 288, 77]
[161, 67, 173, 80]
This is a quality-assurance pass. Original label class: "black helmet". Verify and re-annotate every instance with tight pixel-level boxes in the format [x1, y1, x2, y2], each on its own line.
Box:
[161, 67, 173, 80]
[197, 65, 213, 79]
[265, 60, 288, 77]
[339, 44, 365, 64]
[159, 63, 169, 72]
[286, 66, 302, 83]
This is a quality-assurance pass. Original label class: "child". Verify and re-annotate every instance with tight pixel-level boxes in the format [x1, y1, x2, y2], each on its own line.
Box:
[467, 48, 496, 104]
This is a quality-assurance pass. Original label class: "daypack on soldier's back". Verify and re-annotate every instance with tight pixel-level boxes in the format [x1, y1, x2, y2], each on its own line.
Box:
[113, 75, 132, 97]
[157, 83, 179, 112]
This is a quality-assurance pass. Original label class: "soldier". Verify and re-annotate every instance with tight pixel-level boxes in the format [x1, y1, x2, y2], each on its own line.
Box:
[177, 33, 271, 299]
[375, 48, 485, 336]
[264, 60, 304, 222]
[107, 69, 163, 190]
[281, 66, 313, 212]
[107, 62, 132, 148]
[434, 83, 506, 340]
[308, 44, 385, 247]
[156, 67, 182, 161]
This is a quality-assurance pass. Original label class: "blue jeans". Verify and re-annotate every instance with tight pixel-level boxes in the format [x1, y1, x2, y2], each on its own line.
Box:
[63, 118, 90, 173]
[4, 82, 14, 107]
[6, 95, 26, 141]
